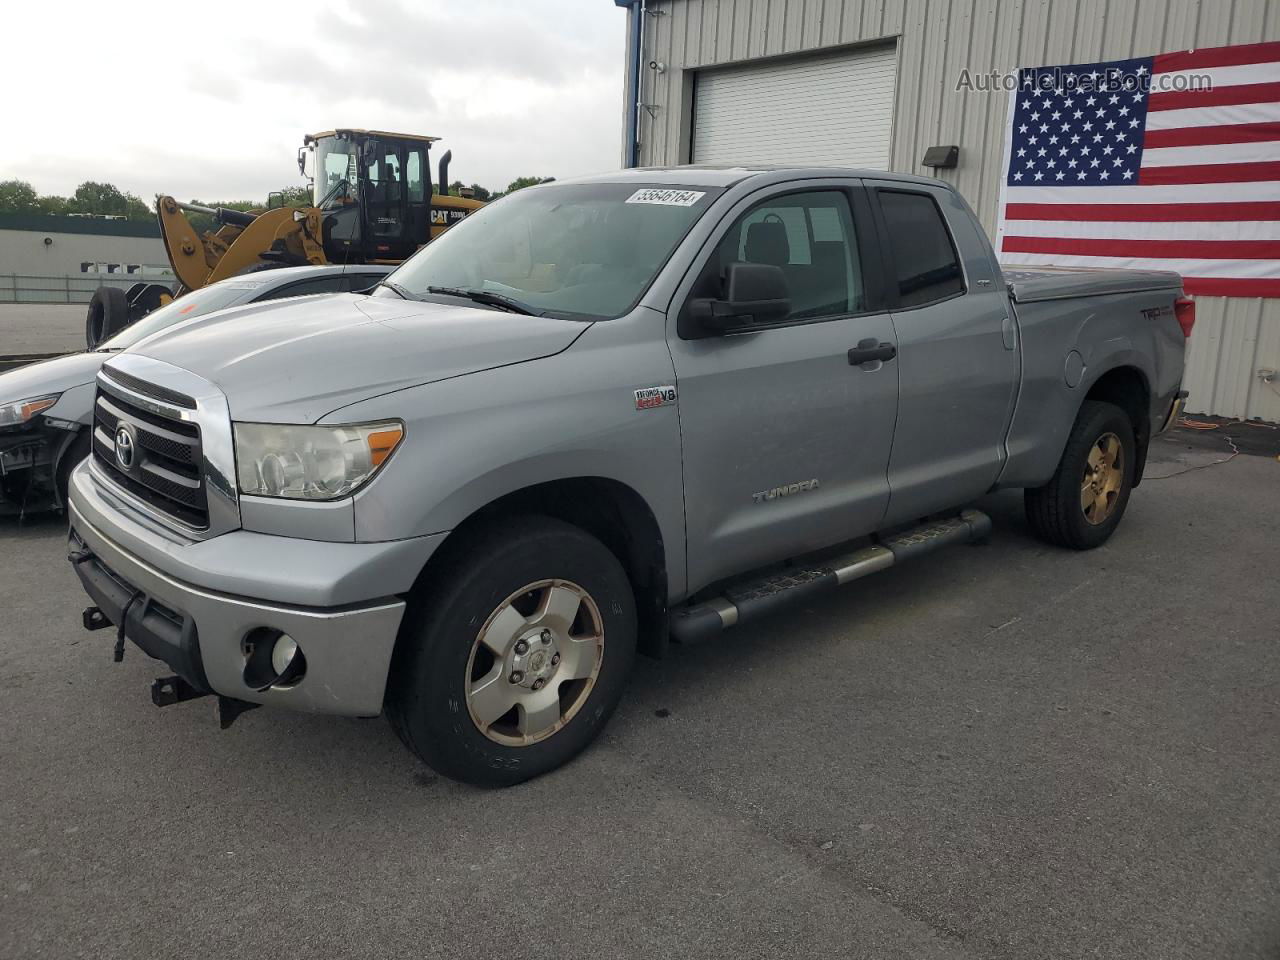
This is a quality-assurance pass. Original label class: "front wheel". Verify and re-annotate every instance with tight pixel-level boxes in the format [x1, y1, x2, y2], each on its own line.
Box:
[387, 516, 637, 787]
[1025, 400, 1136, 550]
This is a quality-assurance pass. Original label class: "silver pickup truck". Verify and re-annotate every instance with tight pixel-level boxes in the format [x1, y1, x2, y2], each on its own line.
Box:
[66, 166, 1193, 786]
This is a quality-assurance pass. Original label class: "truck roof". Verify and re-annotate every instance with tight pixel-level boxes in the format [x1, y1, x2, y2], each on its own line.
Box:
[562, 165, 952, 190]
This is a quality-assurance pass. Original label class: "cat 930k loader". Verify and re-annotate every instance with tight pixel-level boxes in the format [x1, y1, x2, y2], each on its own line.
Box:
[86, 129, 483, 347]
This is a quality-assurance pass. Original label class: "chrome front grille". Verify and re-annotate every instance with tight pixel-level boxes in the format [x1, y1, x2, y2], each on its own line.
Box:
[93, 385, 208, 528]
[91, 355, 240, 540]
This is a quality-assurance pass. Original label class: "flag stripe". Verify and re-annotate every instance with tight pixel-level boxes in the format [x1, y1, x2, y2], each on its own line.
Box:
[1139, 161, 1280, 184]
[1143, 122, 1280, 147]
[999, 252, 1278, 279]
[1149, 81, 1280, 112]
[1002, 236, 1280, 259]
[1181, 277, 1280, 296]
[1140, 140, 1280, 166]
[1004, 201, 1280, 222]
[1152, 41, 1280, 73]
[1000, 220, 1280, 241]
[1158, 62, 1280, 89]
[1145, 101, 1280, 130]
[1005, 182, 1280, 203]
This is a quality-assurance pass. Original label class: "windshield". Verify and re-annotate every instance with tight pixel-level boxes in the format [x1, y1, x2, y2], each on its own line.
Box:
[314, 135, 358, 210]
[99, 282, 259, 350]
[383, 182, 720, 319]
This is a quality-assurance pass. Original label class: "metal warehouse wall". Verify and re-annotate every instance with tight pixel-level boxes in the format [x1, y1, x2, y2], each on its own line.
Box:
[624, 0, 1280, 420]
[0, 229, 168, 277]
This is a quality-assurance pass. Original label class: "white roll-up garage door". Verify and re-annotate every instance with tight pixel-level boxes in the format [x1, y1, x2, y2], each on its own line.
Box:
[692, 44, 897, 169]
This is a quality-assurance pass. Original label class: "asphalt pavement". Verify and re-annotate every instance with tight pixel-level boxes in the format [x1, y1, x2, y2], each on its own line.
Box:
[0, 304, 85, 356]
[0, 431, 1276, 960]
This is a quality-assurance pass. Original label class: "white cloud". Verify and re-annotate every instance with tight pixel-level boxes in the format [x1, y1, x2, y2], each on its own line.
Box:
[0, 0, 626, 202]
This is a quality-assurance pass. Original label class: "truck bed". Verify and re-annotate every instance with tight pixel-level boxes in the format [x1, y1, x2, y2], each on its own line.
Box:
[1004, 265, 1183, 303]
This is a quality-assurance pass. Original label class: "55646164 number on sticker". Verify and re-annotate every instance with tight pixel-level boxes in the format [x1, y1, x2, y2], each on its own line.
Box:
[625, 189, 706, 207]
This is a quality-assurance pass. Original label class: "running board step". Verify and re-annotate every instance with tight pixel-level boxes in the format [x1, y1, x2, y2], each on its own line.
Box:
[669, 509, 991, 644]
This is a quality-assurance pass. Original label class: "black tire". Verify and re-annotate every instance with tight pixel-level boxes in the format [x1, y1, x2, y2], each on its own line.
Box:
[55, 430, 91, 509]
[85, 286, 130, 349]
[387, 516, 637, 787]
[1025, 400, 1136, 550]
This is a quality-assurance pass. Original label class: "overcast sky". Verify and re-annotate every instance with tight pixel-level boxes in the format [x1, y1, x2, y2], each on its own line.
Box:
[1, 0, 626, 202]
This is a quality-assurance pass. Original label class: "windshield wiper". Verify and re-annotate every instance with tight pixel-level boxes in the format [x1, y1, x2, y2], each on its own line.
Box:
[426, 286, 541, 316]
[372, 279, 416, 300]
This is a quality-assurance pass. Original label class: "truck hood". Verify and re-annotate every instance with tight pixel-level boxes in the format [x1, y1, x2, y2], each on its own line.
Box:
[0, 351, 105, 403]
[124, 294, 591, 422]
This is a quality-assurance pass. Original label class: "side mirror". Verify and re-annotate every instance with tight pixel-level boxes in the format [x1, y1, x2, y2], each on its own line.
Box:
[686, 262, 790, 335]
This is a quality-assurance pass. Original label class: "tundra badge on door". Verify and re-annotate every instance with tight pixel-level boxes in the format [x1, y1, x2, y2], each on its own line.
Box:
[752, 479, 820, 504]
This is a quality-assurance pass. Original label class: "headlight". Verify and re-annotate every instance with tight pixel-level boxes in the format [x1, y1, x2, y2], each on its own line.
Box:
[0, 394, 60, 428]
[234, 421, 403, 500]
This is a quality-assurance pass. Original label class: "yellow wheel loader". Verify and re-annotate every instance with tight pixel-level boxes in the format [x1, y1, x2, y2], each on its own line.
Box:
[86, 130, 483, 346]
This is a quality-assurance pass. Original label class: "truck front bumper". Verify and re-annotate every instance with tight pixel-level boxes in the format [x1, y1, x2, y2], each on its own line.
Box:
[67, 461, 446, 717]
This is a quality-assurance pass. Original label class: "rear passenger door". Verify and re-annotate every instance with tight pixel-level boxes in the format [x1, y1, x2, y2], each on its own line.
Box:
[668, 183, 899, 593]
[866, 182, 1019, 524]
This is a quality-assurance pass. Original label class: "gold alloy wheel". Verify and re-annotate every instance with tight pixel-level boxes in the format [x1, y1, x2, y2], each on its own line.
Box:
[1081, 431, 1125, 525]
[464, 579, 605, 747]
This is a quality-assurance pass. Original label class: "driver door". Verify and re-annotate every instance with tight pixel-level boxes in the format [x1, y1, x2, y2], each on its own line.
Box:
[362, 141, 411, 259]
[667, 183, 900, 593]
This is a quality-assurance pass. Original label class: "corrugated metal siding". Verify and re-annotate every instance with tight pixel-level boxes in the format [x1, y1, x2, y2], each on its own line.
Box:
[628, 0, 1280, 420]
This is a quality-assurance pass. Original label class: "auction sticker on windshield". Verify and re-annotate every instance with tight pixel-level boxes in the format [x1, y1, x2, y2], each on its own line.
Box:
[625, 189, 706, 207]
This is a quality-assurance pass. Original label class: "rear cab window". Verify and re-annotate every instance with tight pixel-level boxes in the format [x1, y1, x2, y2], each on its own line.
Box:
[876, 190, 965, 308]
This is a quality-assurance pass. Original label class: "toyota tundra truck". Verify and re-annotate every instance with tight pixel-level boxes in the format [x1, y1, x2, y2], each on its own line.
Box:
[66, 166, 1192, 786]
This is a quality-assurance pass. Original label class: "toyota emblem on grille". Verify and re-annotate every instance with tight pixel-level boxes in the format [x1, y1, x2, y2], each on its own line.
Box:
[114, 425, 136, 470]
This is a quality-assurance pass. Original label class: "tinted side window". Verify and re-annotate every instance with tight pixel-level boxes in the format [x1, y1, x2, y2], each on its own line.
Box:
[255, 276, 344, 301]
[343, 273, 387, 293]
[709, 191, 866, 321]
[877, 190, 964, 308]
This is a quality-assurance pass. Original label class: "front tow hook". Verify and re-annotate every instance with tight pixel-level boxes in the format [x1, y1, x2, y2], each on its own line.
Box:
[150, 676, 259, 730]
[82, 606, 110, 631]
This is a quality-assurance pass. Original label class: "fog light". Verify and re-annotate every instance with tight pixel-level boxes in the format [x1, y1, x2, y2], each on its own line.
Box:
[271, 634, 299, 675]
[243, 627, 306, 690]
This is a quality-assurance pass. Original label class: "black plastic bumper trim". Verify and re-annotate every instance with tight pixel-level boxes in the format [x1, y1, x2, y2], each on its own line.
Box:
[69, 532, 210, 692]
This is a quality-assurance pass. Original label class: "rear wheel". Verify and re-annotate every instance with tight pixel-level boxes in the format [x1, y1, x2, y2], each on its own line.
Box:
[1025, 400, 1135, 549]
[387, 516, 637, 787]
[85, 286, 130, 348]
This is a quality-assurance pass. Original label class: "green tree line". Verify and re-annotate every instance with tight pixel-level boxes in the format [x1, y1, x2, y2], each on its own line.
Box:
[1, 175, 557, 232]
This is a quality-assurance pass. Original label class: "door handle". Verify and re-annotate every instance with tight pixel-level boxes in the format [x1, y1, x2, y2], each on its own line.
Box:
[847, 339, 897, 366]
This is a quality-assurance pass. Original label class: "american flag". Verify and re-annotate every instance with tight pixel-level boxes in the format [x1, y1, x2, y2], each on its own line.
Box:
[995, 41, 1280, 298]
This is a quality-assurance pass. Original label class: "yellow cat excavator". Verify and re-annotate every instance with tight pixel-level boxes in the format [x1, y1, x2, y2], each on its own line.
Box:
[86, 130, 484, 346]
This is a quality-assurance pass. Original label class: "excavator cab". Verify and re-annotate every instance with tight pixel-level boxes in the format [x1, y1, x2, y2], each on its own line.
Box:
[302, 129, 481, 262]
